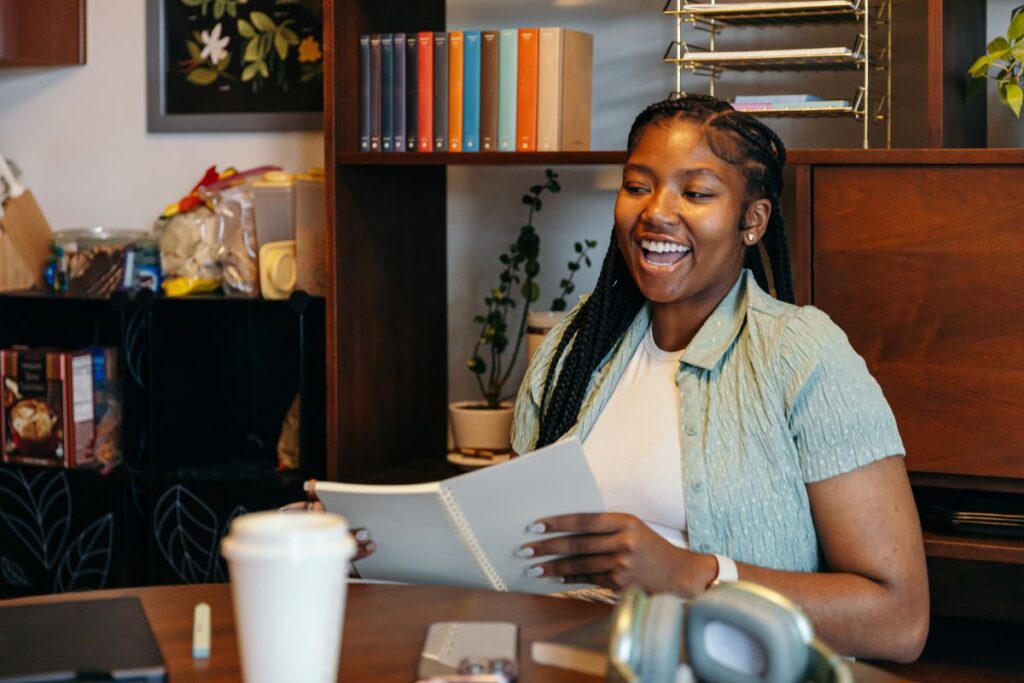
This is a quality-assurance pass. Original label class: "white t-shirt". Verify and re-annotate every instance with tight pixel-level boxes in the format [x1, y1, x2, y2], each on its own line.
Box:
[582, 325, 689, 548]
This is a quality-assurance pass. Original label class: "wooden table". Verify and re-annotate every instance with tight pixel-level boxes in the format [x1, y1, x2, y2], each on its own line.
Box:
[1, 583, 911, 682]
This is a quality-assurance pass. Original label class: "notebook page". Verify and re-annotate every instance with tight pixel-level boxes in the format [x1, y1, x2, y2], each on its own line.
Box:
[314, 481, 490, 588]
[442, 438, 605, 594]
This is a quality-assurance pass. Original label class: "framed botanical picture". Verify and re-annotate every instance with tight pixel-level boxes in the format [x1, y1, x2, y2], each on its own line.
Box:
[146, 0, 323, 132]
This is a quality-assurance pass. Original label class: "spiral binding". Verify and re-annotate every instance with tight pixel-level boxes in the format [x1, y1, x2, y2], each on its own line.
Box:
[439, 485, 508, 591]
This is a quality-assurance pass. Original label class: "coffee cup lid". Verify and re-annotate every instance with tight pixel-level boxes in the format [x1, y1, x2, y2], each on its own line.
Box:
[221, 511, 355, 561]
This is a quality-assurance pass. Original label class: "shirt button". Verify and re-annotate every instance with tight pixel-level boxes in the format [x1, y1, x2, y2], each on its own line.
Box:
[685, 425, 697, 437]
[700, 543, 711, 552]
[692, 480, 703, 492]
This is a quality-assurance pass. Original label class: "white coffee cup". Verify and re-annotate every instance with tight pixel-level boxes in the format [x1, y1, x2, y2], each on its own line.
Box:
[221, 510, 355, 683]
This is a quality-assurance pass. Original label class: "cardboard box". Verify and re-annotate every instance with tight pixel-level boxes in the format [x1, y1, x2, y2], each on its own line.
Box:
[1, 348, 95, 467]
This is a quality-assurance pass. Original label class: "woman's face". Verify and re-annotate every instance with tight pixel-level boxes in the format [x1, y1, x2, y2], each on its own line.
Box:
[614, 119, 768, 311]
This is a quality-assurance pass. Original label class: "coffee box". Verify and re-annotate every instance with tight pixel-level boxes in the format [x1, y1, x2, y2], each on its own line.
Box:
[1, 348, 95, 467]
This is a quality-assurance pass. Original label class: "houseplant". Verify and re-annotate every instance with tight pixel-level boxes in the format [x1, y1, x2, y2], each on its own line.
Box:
[449, 170, 597, 455]
[968, 4, 1024, 117]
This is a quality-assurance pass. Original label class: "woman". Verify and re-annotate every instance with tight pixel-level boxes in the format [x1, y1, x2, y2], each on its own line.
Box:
[510, 95, 928, 662]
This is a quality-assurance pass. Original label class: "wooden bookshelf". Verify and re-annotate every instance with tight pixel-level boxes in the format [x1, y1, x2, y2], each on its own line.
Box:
[335, 150, 625, 166]
[923, 531, 1024, 565]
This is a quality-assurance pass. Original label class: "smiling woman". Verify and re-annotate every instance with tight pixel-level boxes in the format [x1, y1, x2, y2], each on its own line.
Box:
[510, 95, 930, 663]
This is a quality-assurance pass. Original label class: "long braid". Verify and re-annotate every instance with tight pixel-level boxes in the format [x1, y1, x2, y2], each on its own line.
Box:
[536, 95, 794, 446]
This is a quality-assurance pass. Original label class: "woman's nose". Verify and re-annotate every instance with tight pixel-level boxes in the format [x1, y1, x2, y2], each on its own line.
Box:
[642, 188, 679, 227]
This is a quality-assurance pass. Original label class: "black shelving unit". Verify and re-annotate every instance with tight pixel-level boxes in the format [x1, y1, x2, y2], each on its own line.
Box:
[0, 290, 325, 598]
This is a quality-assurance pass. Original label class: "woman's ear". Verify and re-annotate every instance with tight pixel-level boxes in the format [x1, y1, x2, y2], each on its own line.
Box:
[741, 198, 772, 245]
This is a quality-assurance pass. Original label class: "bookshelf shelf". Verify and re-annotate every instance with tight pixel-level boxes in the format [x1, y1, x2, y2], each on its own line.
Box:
[923, 531, 1024, 565]
[664, 1, 883, 27]
[335, 150, 625, 166]
[666, 50, 871, 72]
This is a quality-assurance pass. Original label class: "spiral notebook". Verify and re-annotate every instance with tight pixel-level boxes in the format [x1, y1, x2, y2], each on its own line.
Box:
[314, 438, 604, 594]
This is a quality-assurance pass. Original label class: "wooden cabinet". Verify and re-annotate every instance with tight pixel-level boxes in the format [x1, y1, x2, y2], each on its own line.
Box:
[0, 0, 86, 66]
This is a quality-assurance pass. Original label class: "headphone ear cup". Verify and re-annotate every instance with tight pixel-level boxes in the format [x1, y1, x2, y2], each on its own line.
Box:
[639, 593, 684, 683]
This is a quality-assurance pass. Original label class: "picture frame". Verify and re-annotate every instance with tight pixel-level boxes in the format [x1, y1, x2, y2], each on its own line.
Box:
[146, 0, 323, 132]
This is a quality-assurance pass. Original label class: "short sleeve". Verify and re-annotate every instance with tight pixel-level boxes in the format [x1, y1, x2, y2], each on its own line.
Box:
[778, 308, 905, 483]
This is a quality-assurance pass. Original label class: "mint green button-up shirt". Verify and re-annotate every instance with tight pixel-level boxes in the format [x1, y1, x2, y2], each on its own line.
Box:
[511, 270, 904, 572]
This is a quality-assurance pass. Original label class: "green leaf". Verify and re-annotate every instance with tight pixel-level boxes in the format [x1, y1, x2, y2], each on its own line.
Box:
[998, 81, 1009, 104]
[238, 19, 255, 38]
[274, 30, 290, 60]
[242, 62, 259, 81]
[522, 281, 540, 303]
[187, 40, 203, 60]
[565, 283, 575, 293]
[534, 199, 542, 211]
[282, 27, 300, 45]
[215, 52, 231, 70]
[545, 168, 556, 179]
[1010, 10, 1024, 42]
[586, 239, 598, 248]
[574, 242, 583, 253]
[187, 68, 219, 85]
[530, 185, 543, 194]
[584, 256, 592, 267]
[549, 181, 561, 192]
[227, 2, 237, 18]
[968, 54, 991, 78]
[181, 0, 202, 6]
[1007, 83, 1023, 117]
[259, 33, 274, 56]
[468, 356, 486, 374]
[966, 76, 986, 101]
[522, 194, 533, 205]
[559, 279, 569, 287]
[525, 260, 539, 277]
[499, 254, 510, 264]
[250, 10, 275, 32]
[568, 262, 580, 271]
[214, 0, 227, 19]
[473, 315, 485, 323]
[988, 37, 1011, 55]
[1013, 43, 1024, 62]
[551, 298, 566, 312]
[244, 38, 261, 62]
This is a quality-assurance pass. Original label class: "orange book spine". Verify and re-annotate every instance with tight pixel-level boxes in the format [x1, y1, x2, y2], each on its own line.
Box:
[417, 32, 434, 152]
[516, 28, 539, 152]
[448, 31, 464, 152]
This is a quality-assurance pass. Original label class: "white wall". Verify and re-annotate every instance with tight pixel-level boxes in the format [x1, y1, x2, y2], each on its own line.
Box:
[0, 0, 322, 232]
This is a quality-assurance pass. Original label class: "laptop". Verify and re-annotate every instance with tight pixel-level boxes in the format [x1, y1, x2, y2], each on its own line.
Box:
[0, 597, 167, 682]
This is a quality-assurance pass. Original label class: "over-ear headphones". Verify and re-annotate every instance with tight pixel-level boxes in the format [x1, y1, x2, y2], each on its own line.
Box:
[608, 582, 852, 683]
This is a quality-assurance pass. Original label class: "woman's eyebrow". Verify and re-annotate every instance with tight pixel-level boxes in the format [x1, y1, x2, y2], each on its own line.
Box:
[676, 167, 724, 183]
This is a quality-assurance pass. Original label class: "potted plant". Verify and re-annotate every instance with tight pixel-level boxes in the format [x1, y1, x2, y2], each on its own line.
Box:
[449, 170, 597, 456]
[968, 4, 1024, 117]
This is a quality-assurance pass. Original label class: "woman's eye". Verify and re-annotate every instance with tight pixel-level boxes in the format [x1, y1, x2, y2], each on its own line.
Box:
[623, 183, 648, 195]
[685, 190, 713, 199]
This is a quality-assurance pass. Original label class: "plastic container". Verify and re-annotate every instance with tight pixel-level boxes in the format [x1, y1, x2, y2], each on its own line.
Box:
[252, 171, 296, 247]
[293, 170, 325, 296]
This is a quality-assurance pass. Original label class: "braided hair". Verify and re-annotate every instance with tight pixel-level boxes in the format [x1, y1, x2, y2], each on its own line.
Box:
[535, 94, 794, 447]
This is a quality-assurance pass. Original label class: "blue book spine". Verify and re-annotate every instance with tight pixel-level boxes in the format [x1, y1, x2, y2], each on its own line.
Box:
[406, 35, 418, 151]
[381, 33, 394, 152]
[462, 31, 481, 152]
[393, 32, 406, 152]
[498, 29, 518, 152]
[360, 34, 370, 151]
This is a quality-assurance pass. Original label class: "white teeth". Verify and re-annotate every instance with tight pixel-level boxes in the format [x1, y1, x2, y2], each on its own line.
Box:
[640, 238, 691, 254]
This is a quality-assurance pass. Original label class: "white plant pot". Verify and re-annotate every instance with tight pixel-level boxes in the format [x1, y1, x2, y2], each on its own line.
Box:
[449, 400, 515, 452]
[526, 310, 567, 366]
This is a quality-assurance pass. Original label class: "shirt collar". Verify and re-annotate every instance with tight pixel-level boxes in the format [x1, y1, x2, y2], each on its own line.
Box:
[680, 269, 755, 371]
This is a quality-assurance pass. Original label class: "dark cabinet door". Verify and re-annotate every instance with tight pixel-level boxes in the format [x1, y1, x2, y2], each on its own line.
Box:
[0, 0, 86, 66]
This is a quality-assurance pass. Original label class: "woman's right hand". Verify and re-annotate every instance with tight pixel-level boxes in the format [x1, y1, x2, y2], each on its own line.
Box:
[279, 501, 376, 561]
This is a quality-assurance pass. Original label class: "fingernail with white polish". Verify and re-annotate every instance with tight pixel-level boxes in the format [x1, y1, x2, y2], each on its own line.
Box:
[526, 566, 545, 578]
[354, 529, 371, 542]
[515, 546, 535, 558]
[527, 523, 546, 534]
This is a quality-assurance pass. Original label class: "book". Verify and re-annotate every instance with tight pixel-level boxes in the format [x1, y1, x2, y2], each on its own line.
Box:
[314, 438, 605, 594]
[0, 597, 166, 682]
[393, 32, 406, 153]
[381, 33, 394, 152]
[433, 32, 449, 151]
[530, 617, 610, 677]
[498, 28, 518, 152]
[417, 32, 433, 152]
[369, 34, 382, 152]
[463, 30, 481, 152]
[732, 99, 850, 112]
[448, 31, 464, 152]
[479, 30, 500, 152]
[537, 27, 593, 151]
[406, 34, 418, 151]
[516, 28, 540, 151]
[359, 34, 370, 151]
[733, 93, 823, 104]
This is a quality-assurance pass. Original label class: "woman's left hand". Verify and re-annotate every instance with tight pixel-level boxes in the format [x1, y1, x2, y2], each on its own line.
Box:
[519, 512, 715, 596]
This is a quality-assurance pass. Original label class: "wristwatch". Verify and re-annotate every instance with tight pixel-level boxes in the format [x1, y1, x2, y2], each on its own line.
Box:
[711, 553, 739, 586]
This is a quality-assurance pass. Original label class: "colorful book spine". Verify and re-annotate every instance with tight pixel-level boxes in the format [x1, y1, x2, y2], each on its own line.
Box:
[359, 34, 370, 151]
[498, 29, 518, 152]
[369, 34, 382, 152]
[537, 28, 593, 152]
[406, 34, 418, 151]
[479, 30, 499, 152]
[381, 33, 394, 152]
[393, 32, 406, 153]
[433, 32, 448, 151]
[462, 30, 481, 152]
[516, 28, 539, 152]
[448, 31, 464, 152]
[417, 32, 433, 152]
